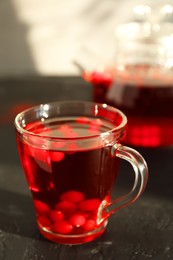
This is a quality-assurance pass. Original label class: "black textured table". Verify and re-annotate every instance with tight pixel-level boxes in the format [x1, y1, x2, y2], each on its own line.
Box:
[0, 76, 173, 260]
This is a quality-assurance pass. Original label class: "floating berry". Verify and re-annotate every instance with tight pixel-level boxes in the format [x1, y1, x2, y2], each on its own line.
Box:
[58, 124, 72, 132]
[55, 201, 76, 214]
[34, 149, 48, 162]
[89, 124, 99, 130]
[49, 151, 64, 162]
[79, 199, 101, 211]
[76, 117, 91, 124]
[53, 220, 73, 234]
[52, 141, 65, 149]
[34, 200, 50, 214]
[83, 219, 96, 232]
[34, 148, 51, 172]
[90, 119, 103, 127]
[70, 214, 86, 227]
[50, 210, 64, 222]
[58, 124, 72, 137]
[60, 190, 85, 203]
[38, 215, 52, 228]
[66, 142, 78, 153]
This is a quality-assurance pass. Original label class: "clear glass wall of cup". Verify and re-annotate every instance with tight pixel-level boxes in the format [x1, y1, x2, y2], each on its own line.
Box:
[15, 101, 148, 245]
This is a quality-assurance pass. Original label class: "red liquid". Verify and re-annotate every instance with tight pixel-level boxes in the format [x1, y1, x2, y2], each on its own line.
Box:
[84, 68, 173, 147]
[16, 117, 120, 244]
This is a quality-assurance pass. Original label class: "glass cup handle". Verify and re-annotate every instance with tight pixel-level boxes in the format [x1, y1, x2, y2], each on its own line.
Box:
[98, 144, 148, 224]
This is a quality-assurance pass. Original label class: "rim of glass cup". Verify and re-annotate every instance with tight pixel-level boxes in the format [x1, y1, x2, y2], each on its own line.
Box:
[14, 101, 127, 140]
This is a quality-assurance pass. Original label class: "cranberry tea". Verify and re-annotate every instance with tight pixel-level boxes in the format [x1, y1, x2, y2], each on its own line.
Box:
[15, 101, 148, 245]
[16, 116, 120, 244]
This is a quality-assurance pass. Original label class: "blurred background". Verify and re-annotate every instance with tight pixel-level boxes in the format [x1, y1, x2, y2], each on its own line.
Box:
[0, 0, 128, 77]
[0, 1, 173, 258]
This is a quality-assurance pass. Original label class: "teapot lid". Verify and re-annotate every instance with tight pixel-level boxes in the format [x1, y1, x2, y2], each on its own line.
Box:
[114, 0, 173, 67]
[115, 0, 173, 41]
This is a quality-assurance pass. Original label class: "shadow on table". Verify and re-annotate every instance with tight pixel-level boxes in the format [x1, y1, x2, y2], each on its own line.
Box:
[0, 188, 38, 239]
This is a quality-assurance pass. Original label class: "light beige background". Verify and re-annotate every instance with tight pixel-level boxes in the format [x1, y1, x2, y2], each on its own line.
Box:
[0, 0, 129, 76]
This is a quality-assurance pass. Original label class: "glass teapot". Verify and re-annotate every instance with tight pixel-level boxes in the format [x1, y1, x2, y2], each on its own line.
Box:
[74, 0, 173, 148]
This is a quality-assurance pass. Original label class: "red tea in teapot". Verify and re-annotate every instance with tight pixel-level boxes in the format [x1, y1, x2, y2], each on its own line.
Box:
[83, 65, 173, 147]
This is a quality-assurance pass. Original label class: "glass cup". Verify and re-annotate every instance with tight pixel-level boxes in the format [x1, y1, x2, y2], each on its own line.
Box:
[14, 101, 148, 245]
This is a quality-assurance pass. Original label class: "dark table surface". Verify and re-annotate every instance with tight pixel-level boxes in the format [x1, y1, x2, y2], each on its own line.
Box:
[0, 76, 173, 260]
